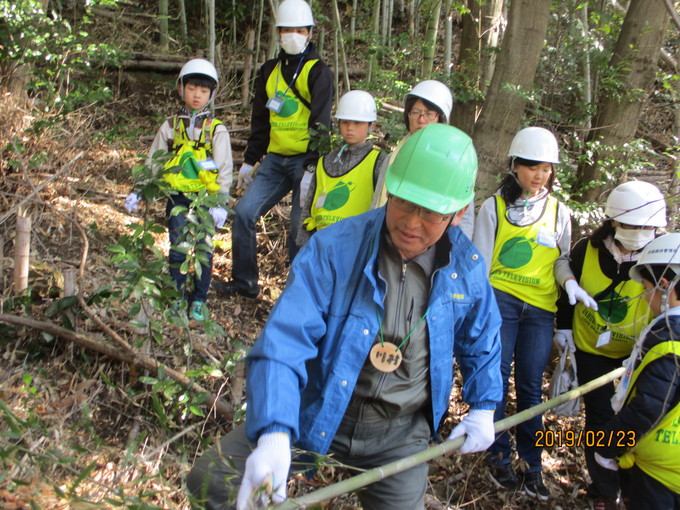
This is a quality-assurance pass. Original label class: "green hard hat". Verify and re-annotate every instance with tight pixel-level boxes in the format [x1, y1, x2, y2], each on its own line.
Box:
[385, 123, 477, 215]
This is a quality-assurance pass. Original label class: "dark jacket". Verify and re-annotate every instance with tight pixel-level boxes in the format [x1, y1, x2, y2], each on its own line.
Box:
[597, 314, 680, 458]
[243, 43, 334, 165]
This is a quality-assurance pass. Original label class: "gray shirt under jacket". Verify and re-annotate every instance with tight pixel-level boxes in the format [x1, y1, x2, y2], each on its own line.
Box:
[348, 232, 439, 421]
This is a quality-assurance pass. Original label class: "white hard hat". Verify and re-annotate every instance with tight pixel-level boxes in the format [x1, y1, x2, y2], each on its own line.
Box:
[335, 90, 377, 122]
[605, 181, 667, 227]
[629, 233, 680, 283]
[406, 80, 453, 122]
[507, 127, 559, 164]
[178, 58, 218, 86]
[276, 0, 314, 27]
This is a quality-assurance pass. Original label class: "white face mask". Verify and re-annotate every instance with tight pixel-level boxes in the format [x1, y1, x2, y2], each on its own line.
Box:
[280, 32, 309, 55]
[614, 227, 656, 252]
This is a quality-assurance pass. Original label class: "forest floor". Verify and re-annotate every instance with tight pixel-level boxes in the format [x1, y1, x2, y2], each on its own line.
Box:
[1, 69, 606, 510]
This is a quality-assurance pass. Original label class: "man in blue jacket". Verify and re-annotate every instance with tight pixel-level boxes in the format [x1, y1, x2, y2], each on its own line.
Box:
[187, 124, 503, 510]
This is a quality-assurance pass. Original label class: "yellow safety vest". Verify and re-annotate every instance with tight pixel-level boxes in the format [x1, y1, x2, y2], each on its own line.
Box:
[265, 60, 317, 156]
[573, 242, 651, 358]
[618, 340, 680, 493]
[303, 149, 380, 231]
[163, 117, 222, 194]
[489, 195, 560, 312]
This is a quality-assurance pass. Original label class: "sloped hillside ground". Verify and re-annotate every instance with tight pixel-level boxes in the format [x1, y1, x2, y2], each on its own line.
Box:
[1, 68, 610, 510]
[3, 3, 678, 506]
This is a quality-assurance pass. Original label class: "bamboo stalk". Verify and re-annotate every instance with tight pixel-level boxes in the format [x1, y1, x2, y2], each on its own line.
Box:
[241, 29, 256, 111]
[13, 211, 31, 295]
[277, 366, 625, 509]
[159, 0, 169, 51]
[331, 0, 351, 93]
[63, 267, 77, 330]
[177, 0, 188, 45]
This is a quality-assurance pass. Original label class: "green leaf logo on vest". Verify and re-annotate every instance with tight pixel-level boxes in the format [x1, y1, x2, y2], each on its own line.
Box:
[596, 291, 628, 324]
[179, 152, 200, 179]
[277, 94, 299, 118]
[317, 181, 355, 211]
[498, 236, 534, 269]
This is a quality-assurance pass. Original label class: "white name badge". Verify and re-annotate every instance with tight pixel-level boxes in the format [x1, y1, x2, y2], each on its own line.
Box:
[536, 228, 557, 248]
[199, 159, 218, 171]
[596, 330, 611, 348]
[266, 95, 284, 113]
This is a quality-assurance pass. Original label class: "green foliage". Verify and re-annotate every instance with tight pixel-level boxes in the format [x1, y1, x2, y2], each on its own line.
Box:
[0, 0, 127, 112]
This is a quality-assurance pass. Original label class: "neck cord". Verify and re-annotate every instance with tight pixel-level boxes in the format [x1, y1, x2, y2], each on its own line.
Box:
[376, 306, 429, 351]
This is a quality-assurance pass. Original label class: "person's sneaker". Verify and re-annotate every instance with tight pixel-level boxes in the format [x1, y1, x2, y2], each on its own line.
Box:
[488, 464, 519, 490]
[213, 280, 260, 299]
[521, 471, 549, 501]
[189, 301, 207, 322]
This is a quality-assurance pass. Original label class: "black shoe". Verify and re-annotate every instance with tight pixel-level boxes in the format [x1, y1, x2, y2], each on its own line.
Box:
[521, 471, 549, 501]
[213, 280, 260, 299]
[488, 464, 519, 490]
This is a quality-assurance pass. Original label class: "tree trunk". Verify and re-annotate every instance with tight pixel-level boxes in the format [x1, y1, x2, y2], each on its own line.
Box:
[471, 0, 551, 198]
[574, 0, 669, 204]
[451, 0, 482, 134]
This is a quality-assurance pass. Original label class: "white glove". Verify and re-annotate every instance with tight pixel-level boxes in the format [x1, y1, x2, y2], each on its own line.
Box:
[554, 329, 576, 352]
[209, 207, 228, 229]
[565, 279, 599, 311]
[237, 432, 291, 510]
[594, 451, 619, 471]
[446, 409, 495, 454]
[237, 163, 255, 190]
[124, 192, 140, 213]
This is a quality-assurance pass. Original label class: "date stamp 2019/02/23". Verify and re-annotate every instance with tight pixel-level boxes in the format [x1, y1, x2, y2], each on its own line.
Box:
[534, 429, 636, 448]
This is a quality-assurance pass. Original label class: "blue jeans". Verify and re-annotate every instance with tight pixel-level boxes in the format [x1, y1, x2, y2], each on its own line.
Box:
[166, 193, 213, 303]
[231, 153, 307, 290]
[487, 288, 555, 473]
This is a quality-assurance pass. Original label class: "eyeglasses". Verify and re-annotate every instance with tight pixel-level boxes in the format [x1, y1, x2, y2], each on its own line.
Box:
[408, 109, 438, 121]
[388, 195, 452, 224]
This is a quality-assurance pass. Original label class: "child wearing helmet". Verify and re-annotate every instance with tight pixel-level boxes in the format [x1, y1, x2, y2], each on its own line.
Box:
[473, 126, 597, 500]
[371, 80, 475, 239]
[296, 90, 388, 247]
[215, 0, 334, 299]
[592, 233, 680, 510]
[555, 180, 667, 508]
[123, 58, 233, 323]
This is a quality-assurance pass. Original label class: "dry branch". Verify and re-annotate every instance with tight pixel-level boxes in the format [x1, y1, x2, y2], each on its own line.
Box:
[0, 313, 234, 420]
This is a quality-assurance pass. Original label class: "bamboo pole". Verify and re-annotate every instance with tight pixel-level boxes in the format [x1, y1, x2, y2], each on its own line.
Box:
[331, 0, 351, 92]
[13, 210, 31, 295]
[242, 29, 256, 111]
[178, 0, 188, 45]
[159, 0, 169, 51]
[350, 0, 358, 41]
[63, 267, 77, 329]
[277, 366, 626, 509]
[443, 0, 452, 76]
[252, 0, 265, 100]
[268, 0, 278, 60]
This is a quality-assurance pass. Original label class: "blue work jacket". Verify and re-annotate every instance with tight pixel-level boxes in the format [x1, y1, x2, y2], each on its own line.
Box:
[245, 207, 502, 454]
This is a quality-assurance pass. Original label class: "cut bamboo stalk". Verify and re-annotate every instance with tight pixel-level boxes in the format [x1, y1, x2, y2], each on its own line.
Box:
[277, 366, 626, 509]
[63, 267, 77, 329]
[13, 211, 31, 295]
